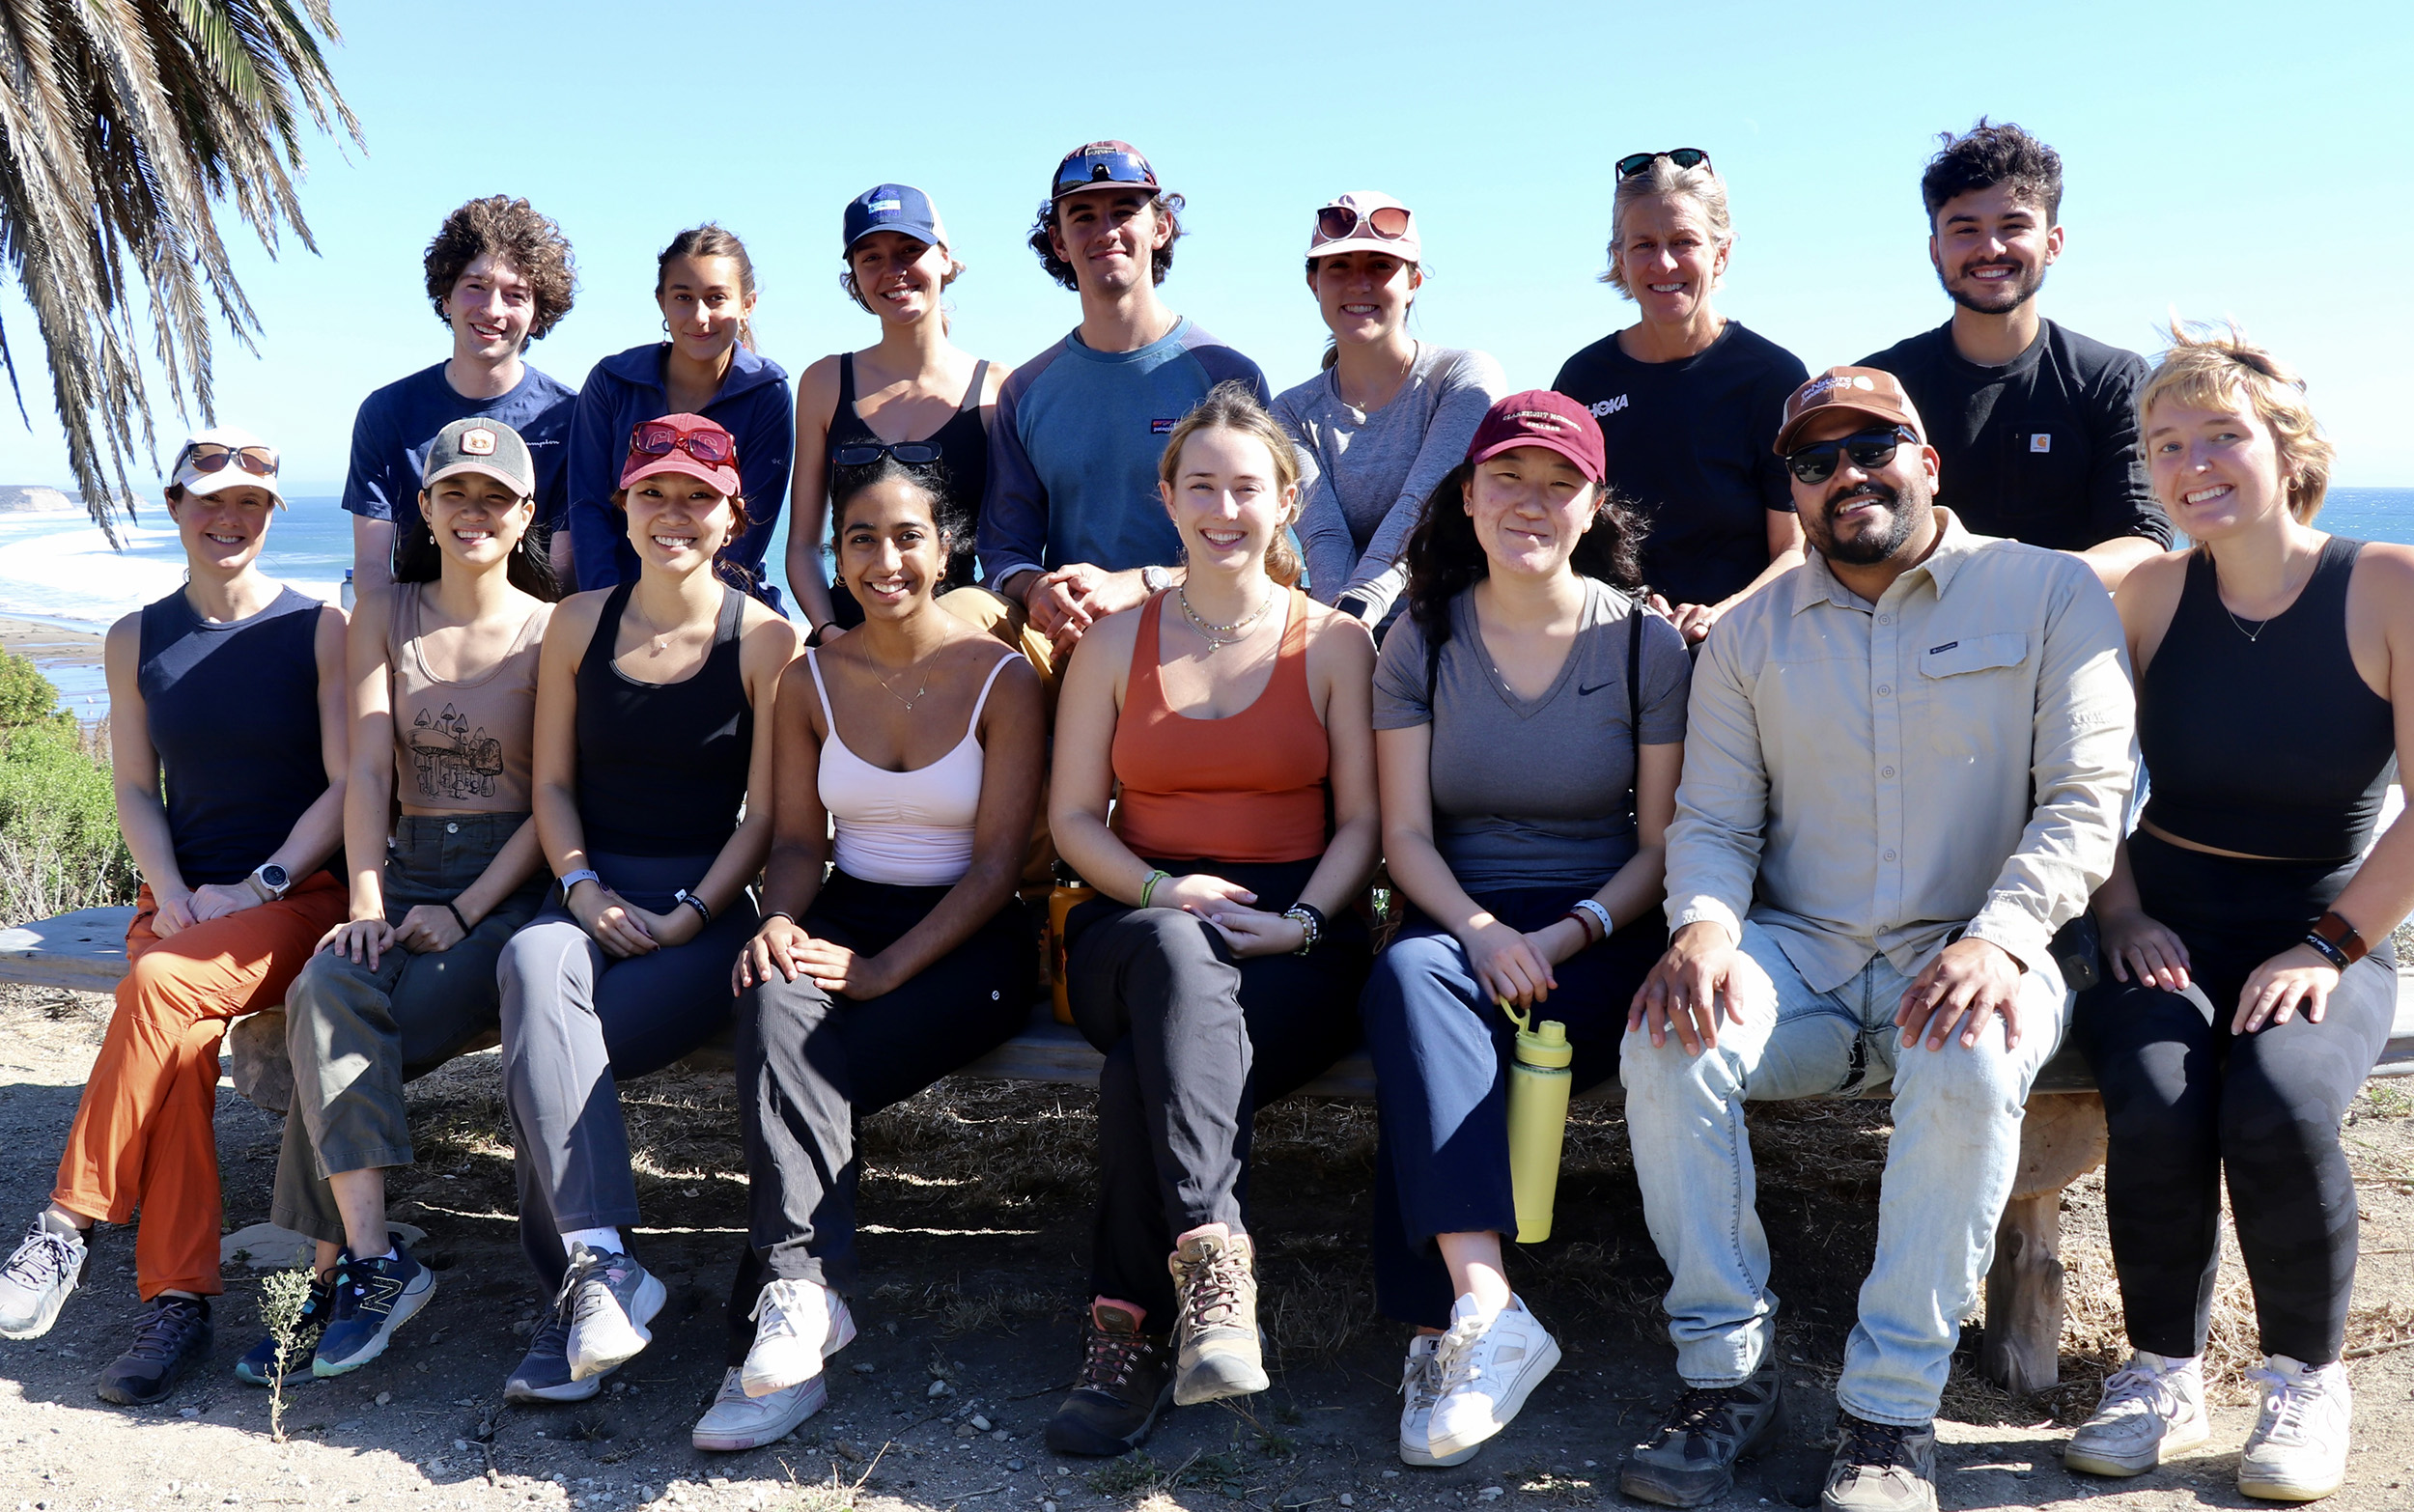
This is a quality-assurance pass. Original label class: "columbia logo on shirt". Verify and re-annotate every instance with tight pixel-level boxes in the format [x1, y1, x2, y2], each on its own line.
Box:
[1590, 396, 1630, 419]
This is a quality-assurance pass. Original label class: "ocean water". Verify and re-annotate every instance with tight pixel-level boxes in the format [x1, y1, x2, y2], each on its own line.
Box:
[2, 489, 2407, 720]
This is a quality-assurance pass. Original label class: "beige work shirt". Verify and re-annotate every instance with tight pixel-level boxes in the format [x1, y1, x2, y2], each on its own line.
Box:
[1666, 510, 2135, 993]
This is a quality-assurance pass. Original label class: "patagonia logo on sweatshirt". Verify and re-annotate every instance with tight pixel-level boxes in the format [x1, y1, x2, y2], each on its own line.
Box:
[1151, 417, 1178, 435]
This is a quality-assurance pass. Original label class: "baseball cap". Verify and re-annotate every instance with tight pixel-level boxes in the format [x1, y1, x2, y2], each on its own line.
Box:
[619, 413, 742, 496]
[1051, 141, 1159, 202]
[1466, 391, 1607, 483]
[843, 183, 949, 256]
[1308, 191, 1421, 262]
[1775, 366, 1928, 455]
[422, 417, 535, 497]
[170, 426, 283, 504]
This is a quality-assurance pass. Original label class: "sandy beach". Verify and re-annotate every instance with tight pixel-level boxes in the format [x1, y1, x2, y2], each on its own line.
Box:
[0, 614, 105, 664]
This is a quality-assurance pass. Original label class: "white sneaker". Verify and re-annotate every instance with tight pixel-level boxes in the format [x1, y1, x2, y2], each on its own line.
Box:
[1421, 1294, 1560, 1467]
[1396, 1334, 1446, 1467]
[740, 1277, 858, 1398]
[693, 1365, 825, 1452]
[557, 1244, 666, 1383]
[2063, 1351, 2210, 1476]
[0, 1213, 86, 1340]
[2237, 1354, 2351, 1502]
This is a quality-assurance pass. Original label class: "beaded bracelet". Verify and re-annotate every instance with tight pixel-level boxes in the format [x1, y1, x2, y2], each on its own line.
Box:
[1559, 910, 1601, 946]
[1282, 903, 1326, 955]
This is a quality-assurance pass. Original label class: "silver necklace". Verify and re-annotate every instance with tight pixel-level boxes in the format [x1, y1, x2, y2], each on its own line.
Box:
[872, 653, 938, 711]
[1178, 585, 1274, 652]
[2225, 608, 2270, 644]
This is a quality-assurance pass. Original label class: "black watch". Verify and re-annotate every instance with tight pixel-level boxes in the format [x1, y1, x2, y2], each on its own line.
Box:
[1335, 593, 1372, 622]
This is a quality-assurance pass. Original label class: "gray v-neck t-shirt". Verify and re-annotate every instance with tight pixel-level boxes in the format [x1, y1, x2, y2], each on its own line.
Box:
[1373, 580, 1691, 892]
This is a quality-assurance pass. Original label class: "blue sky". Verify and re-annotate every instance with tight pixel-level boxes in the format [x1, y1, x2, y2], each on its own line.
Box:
[1, 0, 2408, 496]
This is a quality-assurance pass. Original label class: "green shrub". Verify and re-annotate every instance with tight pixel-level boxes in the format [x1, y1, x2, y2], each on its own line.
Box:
[0, 653, 134, 922]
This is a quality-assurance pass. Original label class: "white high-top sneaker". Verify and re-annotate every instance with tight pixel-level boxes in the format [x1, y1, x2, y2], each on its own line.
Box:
[2063, 1350, 2210, 1476]
[2236, 1355, 2352, 1502]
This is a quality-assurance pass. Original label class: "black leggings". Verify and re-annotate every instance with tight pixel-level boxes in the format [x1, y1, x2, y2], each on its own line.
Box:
[2074, 831, 2399, 1363]
[1067, 856, 1368, 1327]
[725, 871, 1033, 1357]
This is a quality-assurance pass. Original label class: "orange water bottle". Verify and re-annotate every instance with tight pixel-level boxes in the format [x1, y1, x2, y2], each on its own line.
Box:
[1048, 865, 1095, 1024]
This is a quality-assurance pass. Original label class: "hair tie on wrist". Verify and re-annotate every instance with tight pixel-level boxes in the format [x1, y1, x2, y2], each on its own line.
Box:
[442, 900, 471, 934]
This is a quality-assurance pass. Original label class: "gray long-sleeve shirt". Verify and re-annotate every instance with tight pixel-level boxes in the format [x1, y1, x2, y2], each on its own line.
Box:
[1666, 511, 2135, 992]
[1274, 345, 1505, 622]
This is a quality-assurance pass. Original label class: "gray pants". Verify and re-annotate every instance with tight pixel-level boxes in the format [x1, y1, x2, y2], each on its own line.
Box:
[496, 851, 757, 1289]
[271, 813, 548, 1245]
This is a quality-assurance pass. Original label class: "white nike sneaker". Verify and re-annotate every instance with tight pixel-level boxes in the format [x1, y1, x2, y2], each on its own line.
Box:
[740, 1276, 857, 1398]
[2063, 1350, 2210, 1476]
[2236, 1354, 2351, 1502]
[693, 1365, 825, 1452]
[1420, 1294, 1560, 1467]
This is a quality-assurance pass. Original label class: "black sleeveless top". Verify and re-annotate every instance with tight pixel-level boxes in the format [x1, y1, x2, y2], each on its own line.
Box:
[137, 585, 328, 887]
[574, 582, 752, 856]
[2139, 535, 2397, 860]
[824, 352, 988, 627]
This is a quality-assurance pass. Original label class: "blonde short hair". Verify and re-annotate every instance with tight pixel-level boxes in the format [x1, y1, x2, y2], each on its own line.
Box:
[1157, 381, 1305, 586]
[2140, 321, 2334, 522]
[1599, 155, 1733, 297]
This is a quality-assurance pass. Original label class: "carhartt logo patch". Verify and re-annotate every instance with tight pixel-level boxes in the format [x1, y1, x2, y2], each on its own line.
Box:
[462, 427, 497, 456]
[1590, 396, 1629, 419]
[2030, 434, 2052, 453]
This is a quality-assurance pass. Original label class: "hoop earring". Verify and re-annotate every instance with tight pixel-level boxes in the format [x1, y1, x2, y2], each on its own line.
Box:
[661, 319, 671, 335]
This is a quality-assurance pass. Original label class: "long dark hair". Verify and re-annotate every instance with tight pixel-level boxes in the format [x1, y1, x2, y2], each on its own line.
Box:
[393, 493, 560, 600]
[610, 481, 760, 598]
[827, 453, 970, 580]
[1401, 459, 1646, 657]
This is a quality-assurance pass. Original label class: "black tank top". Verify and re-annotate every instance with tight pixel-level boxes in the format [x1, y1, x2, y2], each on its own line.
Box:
[574, 581, 752, 856]
[2139, 535, 2397, 859]
[137, 585, 329, 886]
[824, 352, 988, 627]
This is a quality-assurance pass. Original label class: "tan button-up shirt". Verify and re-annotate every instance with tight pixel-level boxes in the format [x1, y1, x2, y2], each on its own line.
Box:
[1667, 511, 2135, 993]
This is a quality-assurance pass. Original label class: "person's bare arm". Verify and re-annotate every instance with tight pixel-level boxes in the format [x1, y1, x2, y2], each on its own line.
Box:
[663, 606, 800, 929]
[786, 357, 840, 631]
[531, 592, 652, 956]
[2077, 535, 2161, 592]
[102, 614, 190, 932]
[323, 590, 401, 963]
[352, 517, 396, 602]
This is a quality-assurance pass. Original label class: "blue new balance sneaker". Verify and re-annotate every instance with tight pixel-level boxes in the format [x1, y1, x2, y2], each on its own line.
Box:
[313, 1242, 436, 1377]
[235, 1271, 333, 1386]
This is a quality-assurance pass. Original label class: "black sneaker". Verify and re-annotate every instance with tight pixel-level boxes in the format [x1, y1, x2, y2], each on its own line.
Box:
[314, 1243, 437, 1377]
[1821, 1412, 1938, 1512]
[98, 1295, 214, 1406]
[234, 1274, 333, 1386]
[1620, 1355, 1787, 1507]
[503, 1311, 602, 1405]
[1044, 1302, 1174, 1458]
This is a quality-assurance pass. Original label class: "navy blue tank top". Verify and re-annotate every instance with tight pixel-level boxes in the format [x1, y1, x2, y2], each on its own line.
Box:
[574, 581, 752, 856]
[136, 585, 328, 887]
[2139, 536, 2397, 859]
[824, 353, 987, 627]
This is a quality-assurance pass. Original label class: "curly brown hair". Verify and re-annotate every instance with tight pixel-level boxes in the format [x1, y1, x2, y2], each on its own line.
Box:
[423, 196, 577, 343]
[1027, 191, 1184, 292]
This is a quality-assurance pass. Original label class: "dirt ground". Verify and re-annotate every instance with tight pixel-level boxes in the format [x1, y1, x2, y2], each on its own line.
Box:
[5, 979, 2414, 1512]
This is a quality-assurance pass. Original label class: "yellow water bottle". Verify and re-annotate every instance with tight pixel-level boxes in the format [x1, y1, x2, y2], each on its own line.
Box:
[1502, 1005, 1574, 1244]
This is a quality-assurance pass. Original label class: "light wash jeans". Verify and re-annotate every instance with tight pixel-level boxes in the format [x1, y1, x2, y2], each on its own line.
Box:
[1618, 920, 2068, 1426]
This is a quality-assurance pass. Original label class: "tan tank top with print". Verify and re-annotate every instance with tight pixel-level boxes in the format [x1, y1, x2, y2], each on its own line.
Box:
[388, 583, 548, 814]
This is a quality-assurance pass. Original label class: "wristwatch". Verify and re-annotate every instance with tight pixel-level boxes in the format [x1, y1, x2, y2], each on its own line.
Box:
[1140, 565, 1172, 594]
[2308, 910, 2368, 966]
[1335, 593, 1372, 622]
[245, 863, 291, 903]
[559, 868, 602, 896]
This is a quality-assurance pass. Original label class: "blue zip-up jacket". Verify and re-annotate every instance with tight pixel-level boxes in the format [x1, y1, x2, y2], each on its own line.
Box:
[566, 342, 797, 611]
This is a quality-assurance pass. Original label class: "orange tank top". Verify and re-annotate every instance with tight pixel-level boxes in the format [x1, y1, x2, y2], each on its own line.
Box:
[1110, 589, 1330, 864]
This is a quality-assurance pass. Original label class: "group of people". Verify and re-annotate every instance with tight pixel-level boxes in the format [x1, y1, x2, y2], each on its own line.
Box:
[0, 119, 2404, 1512]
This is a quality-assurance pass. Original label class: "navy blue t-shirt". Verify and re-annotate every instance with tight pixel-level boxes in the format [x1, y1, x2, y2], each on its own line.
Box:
[137, 586, 329, 887]
[342, 361, 577, 529]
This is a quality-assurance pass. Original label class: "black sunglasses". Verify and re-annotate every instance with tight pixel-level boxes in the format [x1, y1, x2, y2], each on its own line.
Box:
[1615, 148, 1712, 179]
[830, 441, 943, 468]
[1784, 426, 1918, 486]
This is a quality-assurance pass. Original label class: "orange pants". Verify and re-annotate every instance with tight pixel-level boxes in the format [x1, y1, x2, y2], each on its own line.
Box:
[51, 875, 346, 1297]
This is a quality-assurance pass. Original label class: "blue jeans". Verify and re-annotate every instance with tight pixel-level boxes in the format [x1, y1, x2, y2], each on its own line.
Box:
[1618, 920, 2068, 1426]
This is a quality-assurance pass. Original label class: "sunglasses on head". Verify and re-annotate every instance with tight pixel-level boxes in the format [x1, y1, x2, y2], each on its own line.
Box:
[629, 421, 736, 467]
[1615, 148, 1712, 179]
[830, 441, 942, 468]
[1784, 426, 1919, 485]
[1053, 150, 1156, 199]
[178, 442, 278, 478]
[1314, 204, 1413, 245]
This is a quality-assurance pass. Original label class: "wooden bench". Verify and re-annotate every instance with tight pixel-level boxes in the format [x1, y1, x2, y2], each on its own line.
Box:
[6, 903, 2408, 1395]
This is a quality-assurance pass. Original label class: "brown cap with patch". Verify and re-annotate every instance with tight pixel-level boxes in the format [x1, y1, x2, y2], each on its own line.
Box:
[1775, 366, 1927, 455]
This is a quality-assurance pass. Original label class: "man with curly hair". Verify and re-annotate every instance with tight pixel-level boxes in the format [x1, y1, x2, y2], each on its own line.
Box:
[972, 142, 1268, 664]
[1861, 121, 2169, 589]
[345, 196, 580, 599]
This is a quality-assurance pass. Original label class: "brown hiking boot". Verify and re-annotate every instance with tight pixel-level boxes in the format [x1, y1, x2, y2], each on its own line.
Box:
[1044, 1302, 1173, 1457]
[1168, 1230, 1267, 1406]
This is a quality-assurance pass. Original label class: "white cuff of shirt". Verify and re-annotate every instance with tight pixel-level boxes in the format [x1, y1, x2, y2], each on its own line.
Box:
[1669, 896, 1744, 945]
[1962, 904, 2052, 976]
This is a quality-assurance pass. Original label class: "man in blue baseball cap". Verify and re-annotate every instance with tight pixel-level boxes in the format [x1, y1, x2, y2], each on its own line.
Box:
[970, 141, 1270, 665]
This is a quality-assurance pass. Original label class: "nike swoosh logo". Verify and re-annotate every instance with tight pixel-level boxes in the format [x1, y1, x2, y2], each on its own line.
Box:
[1577, 682, 1615, 696]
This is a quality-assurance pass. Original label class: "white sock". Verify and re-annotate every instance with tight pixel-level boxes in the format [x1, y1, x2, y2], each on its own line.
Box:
[562, 1227, 625, 1259]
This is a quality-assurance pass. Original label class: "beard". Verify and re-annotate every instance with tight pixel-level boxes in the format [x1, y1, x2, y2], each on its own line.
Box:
[1807, 478, 1927, 566]
[1940, 256, 2047, 316]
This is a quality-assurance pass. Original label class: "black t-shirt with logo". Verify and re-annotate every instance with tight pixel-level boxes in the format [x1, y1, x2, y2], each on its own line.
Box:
[1858, 319, 2171, 552]
[1552, 321, 1807, 608]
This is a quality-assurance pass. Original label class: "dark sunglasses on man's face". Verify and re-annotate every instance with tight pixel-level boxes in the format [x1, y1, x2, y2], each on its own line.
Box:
[1615, 148, 1712, 179]
[830, 441, 942, 468]
[179, 442, 278, 478]
[1784, 426, 1918, 486]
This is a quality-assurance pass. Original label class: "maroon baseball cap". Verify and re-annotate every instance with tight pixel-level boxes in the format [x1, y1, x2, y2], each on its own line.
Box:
[1774, 366, 1928, 455]
[1466, 390, 1607, 482]
[619, 413, 742, 496]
